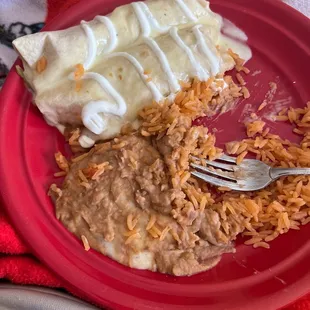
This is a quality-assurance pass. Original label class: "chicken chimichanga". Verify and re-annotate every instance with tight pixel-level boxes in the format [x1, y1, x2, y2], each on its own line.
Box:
[13, 0, 251, 147]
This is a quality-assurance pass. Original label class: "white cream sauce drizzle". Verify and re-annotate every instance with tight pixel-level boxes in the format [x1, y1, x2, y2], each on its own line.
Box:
[144, 37, 181, 93]
[95, 15, 118, 53]
[80, 21, 97, 70]
[81, 16, 118, 69]
[131, 2, 170, 36]
[78, 72, 127, 134]
[82, 73, 127, 115]
[79, 134, 96, 148]
[175, 0, 198, 22]
[193, 25, 220, 76]
[73, 1, 251, 146]
[169, 26, 209, 81]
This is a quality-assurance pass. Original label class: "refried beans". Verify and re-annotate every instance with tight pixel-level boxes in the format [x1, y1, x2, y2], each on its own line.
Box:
[53, 134, 234, 276]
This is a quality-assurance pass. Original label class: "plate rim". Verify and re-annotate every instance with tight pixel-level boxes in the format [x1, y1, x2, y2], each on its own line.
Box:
[0, 0, 310, 309]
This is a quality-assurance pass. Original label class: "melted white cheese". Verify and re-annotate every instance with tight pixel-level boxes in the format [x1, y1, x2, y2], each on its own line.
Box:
[74, 1, 252, 145]
[170, 26, 208, 81]
[129, 251, 155, 270]
[104, 52, 163, 102]
[79, 134, 96, 148]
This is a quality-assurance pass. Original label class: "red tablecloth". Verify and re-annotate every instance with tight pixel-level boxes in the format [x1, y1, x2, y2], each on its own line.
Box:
[0, 0, 309, 309]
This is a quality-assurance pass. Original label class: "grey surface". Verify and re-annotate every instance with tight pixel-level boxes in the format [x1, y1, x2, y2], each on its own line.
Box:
[0, 285, 99, 310]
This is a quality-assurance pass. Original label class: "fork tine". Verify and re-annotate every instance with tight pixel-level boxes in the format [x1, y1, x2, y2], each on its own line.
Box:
[190, 163, 237, 181]
[219, 154, 237, 163]
[191, 171, 241, 190]
[191, 156, 235, 171]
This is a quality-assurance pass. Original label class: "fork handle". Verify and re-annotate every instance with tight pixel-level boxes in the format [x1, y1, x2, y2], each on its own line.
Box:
[270, 167, 310, 180]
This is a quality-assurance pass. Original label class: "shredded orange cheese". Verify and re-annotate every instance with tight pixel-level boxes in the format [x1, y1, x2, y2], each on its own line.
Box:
[74, 64, 85, 92]
[36, 56, 47, 74]
[81, 235, 90, 251]
[54, 152, 69, 172]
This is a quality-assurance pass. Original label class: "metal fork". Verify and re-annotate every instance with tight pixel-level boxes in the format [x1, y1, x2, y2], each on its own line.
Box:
[190, 154, 310, 191]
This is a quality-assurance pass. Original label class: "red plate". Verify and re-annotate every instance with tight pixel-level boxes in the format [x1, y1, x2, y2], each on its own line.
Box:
[0, 0, 310, 309]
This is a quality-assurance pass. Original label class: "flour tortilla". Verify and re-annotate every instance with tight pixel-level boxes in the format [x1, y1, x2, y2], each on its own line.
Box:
[12, 0, 241, 144]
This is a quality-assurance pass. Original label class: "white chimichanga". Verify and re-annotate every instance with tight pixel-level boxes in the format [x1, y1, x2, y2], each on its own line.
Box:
[13, 0, 251, 147]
